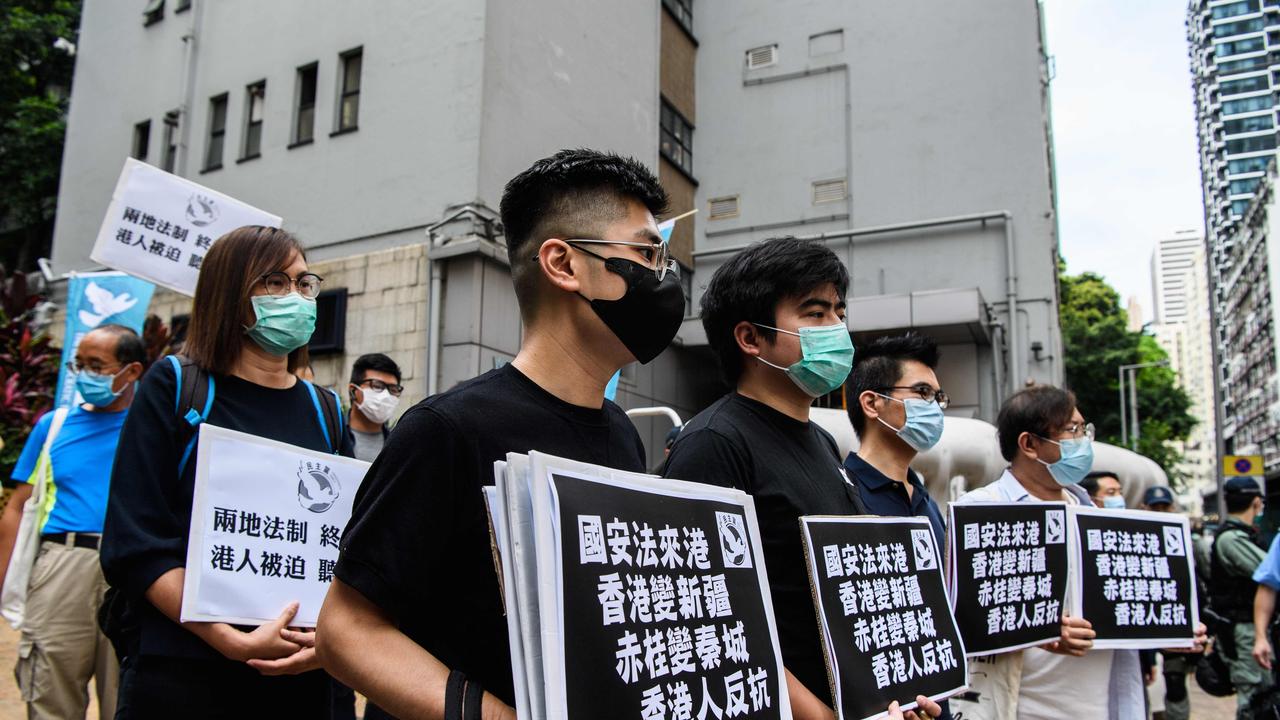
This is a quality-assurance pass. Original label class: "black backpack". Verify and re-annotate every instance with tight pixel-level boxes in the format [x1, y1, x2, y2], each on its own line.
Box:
[100, 356, 344, 661]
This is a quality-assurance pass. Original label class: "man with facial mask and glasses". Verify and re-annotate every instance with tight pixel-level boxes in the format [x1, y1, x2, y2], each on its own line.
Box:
[345, 353, 403, 463]
[843, 333, 950, 554]
[949, 385, 1206, 720]
[317, 149, 687, 720]
[663, 238, 942, 720]
[0, 325, 145, 719]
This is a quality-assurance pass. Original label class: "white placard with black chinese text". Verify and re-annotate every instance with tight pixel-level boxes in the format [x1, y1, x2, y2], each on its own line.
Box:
[181, 424, 370, 627]
[89, 158, 282, 295]
[1067, 506, 1199, 650]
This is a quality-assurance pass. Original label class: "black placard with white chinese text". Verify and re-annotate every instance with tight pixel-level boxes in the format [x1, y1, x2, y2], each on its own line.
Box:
[553, 472, 786, 720]
[1069, 506, 1198, 649]
[801, 516, 967, 720]
[947, 502, 1069, 656]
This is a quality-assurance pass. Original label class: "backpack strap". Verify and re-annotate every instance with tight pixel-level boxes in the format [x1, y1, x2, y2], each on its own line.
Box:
[168, 355, 215, 477]
[301, 380, 343, 455]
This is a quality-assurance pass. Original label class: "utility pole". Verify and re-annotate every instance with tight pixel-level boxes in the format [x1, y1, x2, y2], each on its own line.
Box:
[1117, 360, 1170, 451]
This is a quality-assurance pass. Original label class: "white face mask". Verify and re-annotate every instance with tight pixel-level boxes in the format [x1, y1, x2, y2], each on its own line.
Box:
[357, 387, 400, 426]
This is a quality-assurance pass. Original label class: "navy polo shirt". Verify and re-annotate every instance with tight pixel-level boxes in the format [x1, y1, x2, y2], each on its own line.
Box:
[843, 452, 947, 553]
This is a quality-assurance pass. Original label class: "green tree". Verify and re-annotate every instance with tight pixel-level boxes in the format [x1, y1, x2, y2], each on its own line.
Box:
[0, 1, 81, 272]
[1058, 268, 1197, 487]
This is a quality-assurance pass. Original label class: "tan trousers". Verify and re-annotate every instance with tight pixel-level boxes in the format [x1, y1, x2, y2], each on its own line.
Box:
[15, 540, 118, 720]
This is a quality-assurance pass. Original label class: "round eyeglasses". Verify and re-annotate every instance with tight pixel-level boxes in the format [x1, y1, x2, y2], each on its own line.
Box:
[258, 271, 324, 299]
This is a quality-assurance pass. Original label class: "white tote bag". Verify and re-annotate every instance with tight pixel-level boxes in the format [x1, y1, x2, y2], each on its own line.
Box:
[1, 407, 69, 629]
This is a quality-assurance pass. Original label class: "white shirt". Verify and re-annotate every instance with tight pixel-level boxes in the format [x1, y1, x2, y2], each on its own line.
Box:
[951, 469, 1141, 720]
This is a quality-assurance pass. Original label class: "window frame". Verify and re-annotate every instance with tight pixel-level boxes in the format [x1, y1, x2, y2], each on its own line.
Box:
[161, 110, 179, 172]
[291, 62, 319, 148]
[659, 98, 694, 179]
[132, 120, 151, 161]
[333, 47, 363, 136]
[240, 80, 266, 161]
[203, 93, 228, 172]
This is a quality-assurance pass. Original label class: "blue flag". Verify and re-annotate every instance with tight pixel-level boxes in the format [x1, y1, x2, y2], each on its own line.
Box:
[56, 272, 155, 406]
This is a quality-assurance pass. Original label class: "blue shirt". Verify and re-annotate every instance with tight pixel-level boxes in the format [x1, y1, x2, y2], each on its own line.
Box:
[843, 452, 947, 554]
[11, 405, 128, 534]
[1253, 534, 1280, 590]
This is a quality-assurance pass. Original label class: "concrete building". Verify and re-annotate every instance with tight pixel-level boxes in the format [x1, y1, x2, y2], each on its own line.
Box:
[48, 0, 1063, 466]
[1151, 230, 1206, 324]
[1151, 237, 1218, 503]
[1186, 0, 1280, 483]
[1219, 164, 1280, 471]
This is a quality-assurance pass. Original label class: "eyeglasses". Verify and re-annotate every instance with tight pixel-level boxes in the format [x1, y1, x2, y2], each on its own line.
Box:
[1039, 422, 1095, 443]
[357, 378, 404, 397]
[258, 271, 324, 299]
[532, 238, 677, 281]
[66, 360, 121, 375]
[878, 384, 950, 410]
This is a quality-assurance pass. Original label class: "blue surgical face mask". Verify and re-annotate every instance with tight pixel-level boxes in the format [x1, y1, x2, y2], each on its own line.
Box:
[1036, 435, 1095, 487]
[75, 367, 125, 407]
[1102, 495, 1126, 510]
[875, 394, 945, 452]
[244, 292, 317, 356]
[753, 322, 854, 398]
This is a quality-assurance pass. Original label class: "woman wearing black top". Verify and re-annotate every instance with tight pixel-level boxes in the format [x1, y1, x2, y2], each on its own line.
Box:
[102, 226, 354, 718]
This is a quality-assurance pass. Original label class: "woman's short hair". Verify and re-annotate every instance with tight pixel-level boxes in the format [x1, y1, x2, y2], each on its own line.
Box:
[183, 226, 309, 375]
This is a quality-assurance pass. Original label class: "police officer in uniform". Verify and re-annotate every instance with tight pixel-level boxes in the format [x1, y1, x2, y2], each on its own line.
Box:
[1209, 477, 1271, 719]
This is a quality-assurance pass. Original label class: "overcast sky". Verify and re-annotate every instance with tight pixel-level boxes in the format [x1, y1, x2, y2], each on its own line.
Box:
[1042, 0, 1206, 321]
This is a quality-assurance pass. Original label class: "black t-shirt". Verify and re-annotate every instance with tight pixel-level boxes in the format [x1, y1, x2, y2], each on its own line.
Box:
[102, 360, 354, 664]
[661, 392, 858, 702]
[334, 364, 646, 715]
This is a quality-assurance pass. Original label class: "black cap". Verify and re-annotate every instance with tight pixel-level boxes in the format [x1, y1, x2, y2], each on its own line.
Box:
[1143, 486, 1175, 507]
[1224, 476, 1263, 498]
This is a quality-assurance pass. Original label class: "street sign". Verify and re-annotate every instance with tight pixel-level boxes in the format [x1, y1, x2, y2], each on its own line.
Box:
[1223, 455, 1265, 477]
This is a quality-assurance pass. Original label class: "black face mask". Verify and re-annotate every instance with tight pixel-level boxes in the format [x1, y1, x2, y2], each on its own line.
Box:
[580, 256, 686, 364]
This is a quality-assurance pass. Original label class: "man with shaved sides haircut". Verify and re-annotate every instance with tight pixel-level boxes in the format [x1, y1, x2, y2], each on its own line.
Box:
[318, 149, 686, 720]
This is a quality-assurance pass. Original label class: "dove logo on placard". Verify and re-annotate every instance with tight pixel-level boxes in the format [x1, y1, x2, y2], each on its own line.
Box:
[715, 511, 753, 569]
[77, 281, 140, 328]
[297, 460, 341, 513]
[185, 193, 220, 227]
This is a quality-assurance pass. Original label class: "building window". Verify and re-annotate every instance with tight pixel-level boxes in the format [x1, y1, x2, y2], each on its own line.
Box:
[1229, 155, 1271, 173]
[143, 0, 164, 26]
[662, 0, 692, 35]
[1224, 114, 1273, 134]
[1226, 134, 1276, 153]
[1218, 54, 1270, 74]
[746, 44, 778, 69]
[308, 288, 348, 355]
[1232, 199, 1252, 216]
[335, 48, 362, 134]
[161, 110, 179, 172]
[292, 63, 318, 146]
[1219, 75, 1269, 96]
[1214, 17, 1266, 39]
[1223, 95, 1273, 115]
[1216, 36, 1266, 57]
[1213, 0, 1260, 20]
[1230, 177, 1262, 195]
[242, 81, 265, 160]
[132, 120, 151, 161]
[660, 100, 693, 177]
[708, 195, 740, 220]
[204, 94, 227, 171]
